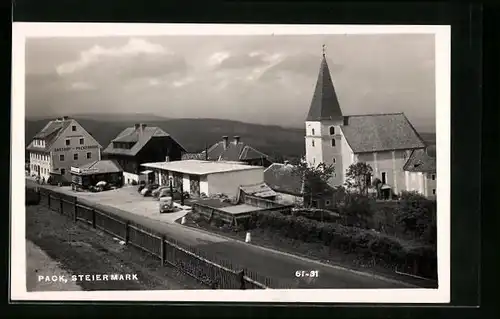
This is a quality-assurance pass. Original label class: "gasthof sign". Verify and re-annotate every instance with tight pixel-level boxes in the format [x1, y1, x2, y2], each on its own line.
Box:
[54, 145, 99, 152]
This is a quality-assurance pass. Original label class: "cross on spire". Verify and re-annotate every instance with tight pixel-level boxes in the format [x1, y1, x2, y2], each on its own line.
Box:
[322, 44, 326, 57]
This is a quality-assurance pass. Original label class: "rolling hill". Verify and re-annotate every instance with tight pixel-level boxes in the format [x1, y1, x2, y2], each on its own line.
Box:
[25, 117, 306, 161]
[25, 116, 436, 162]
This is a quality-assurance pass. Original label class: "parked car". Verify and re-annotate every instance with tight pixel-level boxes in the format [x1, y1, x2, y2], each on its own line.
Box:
[152, 186, 170, 198]
[141, 184, 159, 197]
[159, 196, 174, 213]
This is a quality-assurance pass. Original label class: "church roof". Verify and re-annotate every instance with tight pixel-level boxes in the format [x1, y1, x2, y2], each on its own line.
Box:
[341, 113, 426, 153]
[306, 55, 343, 121]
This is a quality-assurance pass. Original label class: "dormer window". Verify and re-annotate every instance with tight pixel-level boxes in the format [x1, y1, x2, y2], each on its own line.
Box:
[329, 126, 335, 135]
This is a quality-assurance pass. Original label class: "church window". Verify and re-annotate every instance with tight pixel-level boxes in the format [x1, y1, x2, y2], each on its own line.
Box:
[312, 140, 315, 147]
[329, 126, 335, 135]
[331, 139, 336, 147]
[312, 128, 315, 135]
[381, 172, 387, 184]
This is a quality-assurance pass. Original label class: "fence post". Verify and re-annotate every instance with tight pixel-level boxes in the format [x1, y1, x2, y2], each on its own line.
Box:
[125, 221, 130, 244]
[160, 236, 166, 266]
[59, 196, 64, 214]
[238, 270, 246, 290]
[92, 209, 96, 228]
[73, 197, 77, 222]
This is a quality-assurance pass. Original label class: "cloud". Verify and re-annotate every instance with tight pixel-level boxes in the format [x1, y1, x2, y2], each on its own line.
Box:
[56, 38, 169, 75]
[171, 76, 195, 88]
[54, 38, 187, 86]
[210, 51, 284, 71]
[69, 82, 94, 91]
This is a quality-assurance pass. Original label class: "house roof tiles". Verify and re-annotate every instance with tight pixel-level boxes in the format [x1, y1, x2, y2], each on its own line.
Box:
[103, 126, 185, 157]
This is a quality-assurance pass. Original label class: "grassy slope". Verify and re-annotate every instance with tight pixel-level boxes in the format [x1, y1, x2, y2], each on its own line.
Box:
[26, 203, 207, 290]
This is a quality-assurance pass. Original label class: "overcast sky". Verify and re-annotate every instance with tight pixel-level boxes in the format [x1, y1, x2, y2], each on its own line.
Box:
[25, 34, 436, 131]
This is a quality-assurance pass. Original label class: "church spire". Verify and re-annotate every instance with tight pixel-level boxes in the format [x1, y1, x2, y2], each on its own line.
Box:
[306, 50, 343, 122]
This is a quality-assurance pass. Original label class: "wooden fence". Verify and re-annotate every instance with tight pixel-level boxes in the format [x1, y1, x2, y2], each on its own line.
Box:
[29, 187, 290, 289]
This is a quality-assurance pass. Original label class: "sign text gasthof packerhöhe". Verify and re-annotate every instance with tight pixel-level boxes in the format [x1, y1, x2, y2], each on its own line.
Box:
[54, 145, 99, 152]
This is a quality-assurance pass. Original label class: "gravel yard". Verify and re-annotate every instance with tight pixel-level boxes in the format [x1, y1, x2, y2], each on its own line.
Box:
[26, 203, 207, 291]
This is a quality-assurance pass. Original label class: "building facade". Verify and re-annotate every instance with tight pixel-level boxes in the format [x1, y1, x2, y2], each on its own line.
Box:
[70, 160, 124, 189]
[403, 148, 437, 198]
[26, 116, 102, 182]
[102, 123, 185, 184]
[141, 160, 265, 199]
[304, 53, 434, 198]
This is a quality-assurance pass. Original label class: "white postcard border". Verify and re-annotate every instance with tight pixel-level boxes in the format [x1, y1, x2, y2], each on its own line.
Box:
[11, 23, 451, 303]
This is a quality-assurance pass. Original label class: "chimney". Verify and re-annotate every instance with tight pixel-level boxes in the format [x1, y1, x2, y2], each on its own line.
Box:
[233, 136, 240, 144]
[165, 156, 170, 162]
[141, 123, 147, 131]
[62, 116, 69, 120]
[134, 123, 140, 130]
[343, 116, 349, 126]
[222, 136, 229, 149]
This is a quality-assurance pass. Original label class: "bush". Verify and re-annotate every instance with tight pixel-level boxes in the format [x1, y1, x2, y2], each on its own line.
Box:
[338, 193, 374, 228]
[238, 209, 435, 276]
[397, 191, 437, 242]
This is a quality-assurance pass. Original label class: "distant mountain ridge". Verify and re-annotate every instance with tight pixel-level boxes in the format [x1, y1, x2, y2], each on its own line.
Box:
[25, 117, 436, 161]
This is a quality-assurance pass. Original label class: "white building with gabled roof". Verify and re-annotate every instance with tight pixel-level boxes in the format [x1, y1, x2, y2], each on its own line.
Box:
[26, 116, 102, 182]
[141, 159, 264, 198]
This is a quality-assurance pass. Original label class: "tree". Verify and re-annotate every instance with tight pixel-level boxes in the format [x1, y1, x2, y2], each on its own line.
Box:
[396, 191, 436, 241]
[291, 161, 335, 208]
[345, 162, 373, 195]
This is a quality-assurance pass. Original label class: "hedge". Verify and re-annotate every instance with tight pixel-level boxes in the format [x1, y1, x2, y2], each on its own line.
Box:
[242, 210, 437, 279]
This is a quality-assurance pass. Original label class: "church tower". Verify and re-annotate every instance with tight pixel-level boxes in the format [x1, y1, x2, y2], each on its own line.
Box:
[305, 46, 344, 186]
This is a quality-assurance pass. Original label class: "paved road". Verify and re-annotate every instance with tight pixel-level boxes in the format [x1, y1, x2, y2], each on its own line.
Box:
[26, 180, 417, 289]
